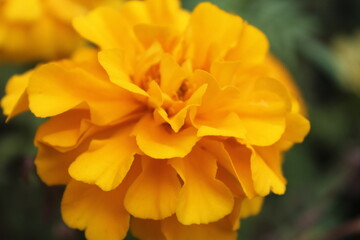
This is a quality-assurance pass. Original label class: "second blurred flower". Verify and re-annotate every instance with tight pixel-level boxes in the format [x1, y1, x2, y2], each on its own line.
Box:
[0, 0, 119, 62]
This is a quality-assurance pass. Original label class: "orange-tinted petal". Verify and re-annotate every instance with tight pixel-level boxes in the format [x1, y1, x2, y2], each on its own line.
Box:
[1, 70, 31, 120]
[226, 23, 269, 65]
[282, 113, 310, 143]
[169, 147, 234, 225]
[130, 218, 166, 240]
[197, 112, 247, 139]
[35, 109, 90, 149]
[124, 156, 181, 219]
[28, 62, 139, 125]
[133, 114, 199, 159]
[73, 7, 137, 51]
[162, 216, 237, 240]
[250, 146, 286, 196]
[239, 196, 264, 219]
[69, 126, 138, 191]
[155, 84, 207, 133]
[61, 180, 129, 240]
[159, 54, 188, 95]
[202, 140, 256, 198]
[187, 2, 244, 69]
[98, 49, 149, 97]
[35, 143, 89, 186]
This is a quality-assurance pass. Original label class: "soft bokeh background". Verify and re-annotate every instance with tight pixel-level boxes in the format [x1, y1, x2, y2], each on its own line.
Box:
[1, 0, 360, 239]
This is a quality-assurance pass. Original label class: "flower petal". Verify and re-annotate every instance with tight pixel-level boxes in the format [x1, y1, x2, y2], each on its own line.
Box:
[239, 196, 264, 218]
[235, 77, 291, 145]
[197, 112, 247, 139]
[28, 62, 140, 125]
[241, 116, 286, 146]
[134, 24, 178, 51]
[35, 109, 90, 149]
[35, 143, 89, 186]
[210, 61, 241, 88]
[133, 114, 199, 159]
[264, 54, 307, 114]
[226, 198, 243, 230]
[159, 54, 188, 95]
[155, 84, 207, 133]
[61, 180, 130, 240]
[98, 49, 149, 97]
[69, 126, 138, 191]
[225, 23, 269, 65]
[26, 62, 94, 116]
[202, 140, 256, 198]
[1, 70, 31, 120]
[282, 113, 310, 143]
[169, 147, 234, 225]
[73, 7, 137, 51]
[235, 77, 291, 116]
[250, 146, 286, 196]
[145, 0, 187, 29]
[124, 156, 181, 220]
[130, 218, 166, 240]
[187, 2, 244, 69]
[162, 216, 237, 240]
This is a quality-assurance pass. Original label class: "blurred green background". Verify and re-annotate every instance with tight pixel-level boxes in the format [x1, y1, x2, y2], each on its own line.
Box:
[1, 0, 360, 239]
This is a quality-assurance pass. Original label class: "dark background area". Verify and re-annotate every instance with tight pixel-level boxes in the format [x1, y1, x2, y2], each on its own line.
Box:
[1, 0, 360, 239]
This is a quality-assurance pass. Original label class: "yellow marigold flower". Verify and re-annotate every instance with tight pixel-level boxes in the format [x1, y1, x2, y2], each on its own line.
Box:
[1, 0, 310, 239]
[0, 0, 119, 62]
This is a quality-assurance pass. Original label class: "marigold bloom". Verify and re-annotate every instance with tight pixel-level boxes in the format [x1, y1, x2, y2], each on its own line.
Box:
[0, 0, 119, 62]
[1, 0, 310, 239]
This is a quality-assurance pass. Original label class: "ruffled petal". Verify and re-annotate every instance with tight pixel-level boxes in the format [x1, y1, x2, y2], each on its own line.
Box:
[162, 216, 237, 240]
[241, 116, 286, 146]
[35, 143, 89, 186]
[35, 109, 90, 149]
[69, 126, 138, 191]
[187, 2, 244, 69]
[155, 84, 207, 133]
[61, 180, 130, 240]
[202, 140, 256, 198]
[282, 113, 310, 143]
[73, 7, 137, 51]
[122, 0, 190, 32]
[130, 218, 166, 240]
[1, 70, 31, 120]
[134, 24, 178, 52]
[169, 147, 234, 225]
[264, 54, 306, 114]
[124, 156, 181, 219]
[159, 54, 188, 95]
[226, 198, 243, 230]
[133, 114, 199, 159]
[197, 112, 247, 139]
[225, 23, 269, 65]
[98, 49, 149, 97]
[235, 77, 291, 146]
[28, 62, 140, 125]
[235, 77, 291, 116]
[250, 146, 286, 196]
[239, 196, 264, 218]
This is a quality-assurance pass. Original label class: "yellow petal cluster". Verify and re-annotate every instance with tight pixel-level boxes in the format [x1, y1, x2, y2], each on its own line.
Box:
[1, 0, 310, 239]
[0, 0, 119, 62]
